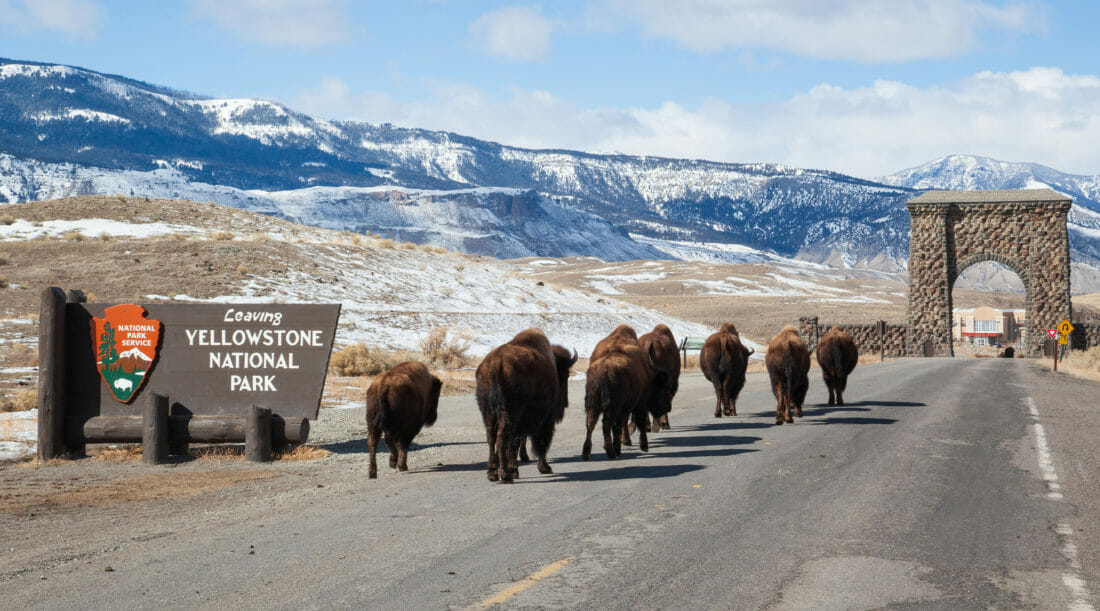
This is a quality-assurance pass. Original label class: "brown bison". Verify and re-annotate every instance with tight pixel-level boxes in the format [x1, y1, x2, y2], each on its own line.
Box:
[700, 322, 754, 418]
[583, 325, 668, 460]
[815, 326, 858, 406]
[765, 325, 810, 425]
[638, 324, 680, 431]
[366, 361, 443, 479]
[476, 329, 577, 483]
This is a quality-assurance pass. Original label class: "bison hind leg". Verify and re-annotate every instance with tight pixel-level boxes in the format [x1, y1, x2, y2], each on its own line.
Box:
[383, 433, 398, 469]
[519, 437, 530, 463]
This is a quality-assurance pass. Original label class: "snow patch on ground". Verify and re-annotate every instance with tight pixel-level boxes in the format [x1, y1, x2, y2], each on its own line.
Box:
[0, 409, 37, 462]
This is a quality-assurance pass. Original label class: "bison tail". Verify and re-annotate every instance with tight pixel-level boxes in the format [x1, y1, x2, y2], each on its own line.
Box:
[599, 378, 612, 416]
[832, 344, 844, 379]
[487, 364, 506, 417]
[368, 391, 386, 432]
[783, 351, 794, 403]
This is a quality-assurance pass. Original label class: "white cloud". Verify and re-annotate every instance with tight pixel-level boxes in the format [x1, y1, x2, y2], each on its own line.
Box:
[0, 0, 102, 40]
[189, 0, 350, 48]
[296, 67, 1100, 178]
[469, 5, 555, 62]
[589, 0, 1044, 62]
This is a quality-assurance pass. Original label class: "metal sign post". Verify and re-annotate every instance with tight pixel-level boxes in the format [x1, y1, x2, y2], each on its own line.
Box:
[1047, 328, 1059, 372]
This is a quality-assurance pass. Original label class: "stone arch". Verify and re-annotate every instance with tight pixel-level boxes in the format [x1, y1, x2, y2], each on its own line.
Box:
[907, 189, 1072, 357]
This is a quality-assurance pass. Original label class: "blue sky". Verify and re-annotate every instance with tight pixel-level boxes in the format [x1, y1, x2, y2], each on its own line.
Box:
[2, 0, 1099, 178]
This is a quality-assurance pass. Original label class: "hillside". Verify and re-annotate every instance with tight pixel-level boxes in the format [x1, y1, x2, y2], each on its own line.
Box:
[0, 195, 726, 356]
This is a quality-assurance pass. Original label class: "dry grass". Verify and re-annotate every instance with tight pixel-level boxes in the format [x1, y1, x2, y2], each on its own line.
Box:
[1060, 347, 1100, 383]
[0, 215, 14, 225]
[329, 343, 420, 377]
[63, 231, 85, 242]
[94, 445, 143, 462]
[0, 275, 8, 289]
[193, 445, 244, 461]
[0, 413, 33, 439]
[419, 327, 473, 369]
[7, 342, 38, 367]
[275, 445, 332, 461]
[1, 389, 37, 412]
[211, 230, 235, 241]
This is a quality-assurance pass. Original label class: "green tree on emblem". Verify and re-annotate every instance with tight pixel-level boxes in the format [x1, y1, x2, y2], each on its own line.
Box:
[98, 322, 119, 369]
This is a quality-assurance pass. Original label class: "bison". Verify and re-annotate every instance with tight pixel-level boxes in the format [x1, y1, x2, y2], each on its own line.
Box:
[700, 322, 754, 418]
[638, 324, 680, 431]
[365, 361, 443, 479]
[815, 326, 858, 406]
[583, 325, 668, 460]
[765, 325, 810, 425]
[475, 329, 577, 483]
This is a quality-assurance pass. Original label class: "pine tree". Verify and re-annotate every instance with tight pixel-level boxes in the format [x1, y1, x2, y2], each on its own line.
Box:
[98, 322, 119, 369]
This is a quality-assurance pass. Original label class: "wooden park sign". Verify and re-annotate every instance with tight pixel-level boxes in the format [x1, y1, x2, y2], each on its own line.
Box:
[37, 287, 341, 463]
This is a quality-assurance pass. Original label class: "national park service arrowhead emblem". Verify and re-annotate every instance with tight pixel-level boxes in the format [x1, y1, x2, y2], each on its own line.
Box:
[91, 304, 162, 403]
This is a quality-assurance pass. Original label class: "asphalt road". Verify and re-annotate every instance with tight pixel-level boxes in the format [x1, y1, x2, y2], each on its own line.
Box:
[2, 357, 1098, 609]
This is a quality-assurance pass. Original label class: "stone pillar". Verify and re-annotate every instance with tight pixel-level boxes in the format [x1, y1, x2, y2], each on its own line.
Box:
[907, 204, 952, 356]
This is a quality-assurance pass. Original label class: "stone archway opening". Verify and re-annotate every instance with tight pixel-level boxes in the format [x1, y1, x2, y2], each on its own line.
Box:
[907, 189, 1072, 357]
[951, 259, 1027, 356]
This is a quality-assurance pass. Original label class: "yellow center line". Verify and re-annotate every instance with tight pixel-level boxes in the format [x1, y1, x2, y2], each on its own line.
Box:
[478, 556, 572, 608]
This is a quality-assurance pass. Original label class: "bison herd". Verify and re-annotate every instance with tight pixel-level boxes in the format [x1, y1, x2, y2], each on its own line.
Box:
[366, 323, 859, 482]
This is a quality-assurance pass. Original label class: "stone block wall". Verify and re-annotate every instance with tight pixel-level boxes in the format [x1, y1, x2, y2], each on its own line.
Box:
[799, 317, 910, 358]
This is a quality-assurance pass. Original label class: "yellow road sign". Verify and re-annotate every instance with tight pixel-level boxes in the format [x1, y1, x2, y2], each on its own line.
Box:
[1058, 319, 1075, 335]
[1059, 335, 1069, 345]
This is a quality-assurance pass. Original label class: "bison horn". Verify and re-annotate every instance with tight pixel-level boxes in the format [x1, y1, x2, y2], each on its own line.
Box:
[747, 347, 755, 356]
[570, 347, 579, 365]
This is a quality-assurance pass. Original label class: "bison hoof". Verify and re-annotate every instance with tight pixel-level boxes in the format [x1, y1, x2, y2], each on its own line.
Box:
[640, 442, 648, 453]
[775, 419, 784, 425]
[368, 471, 377, 479]
[837, 399, 844, 406]
[714, 411, 722, 418]
[389, 457, 397, 468]
[398, 465, 408, 472]
[487, 471, 499, 482]
[537, 462, 553, 474]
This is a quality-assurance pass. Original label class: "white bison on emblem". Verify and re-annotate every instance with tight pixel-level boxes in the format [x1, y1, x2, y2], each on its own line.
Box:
[113, 378, 133, 392]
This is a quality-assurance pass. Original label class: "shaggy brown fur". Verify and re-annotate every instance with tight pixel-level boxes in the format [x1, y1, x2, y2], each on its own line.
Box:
[700, 322, 754, 418]
[366, 361, 443, 479]
[583, 325, 668, 460]
[765, 325, 810, 425]
[638, 324, 681, 431]
[815, 326, 858, 406]
[475, 329, 576, 483]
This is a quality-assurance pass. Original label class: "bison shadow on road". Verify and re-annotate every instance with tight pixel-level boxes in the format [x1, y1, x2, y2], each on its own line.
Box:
[676, 420, 776, 431]
[803, 416, 898, 426]
[318, 439, 484, 455]
[549, 461, 711, 482]
[646, 433, 761, 448]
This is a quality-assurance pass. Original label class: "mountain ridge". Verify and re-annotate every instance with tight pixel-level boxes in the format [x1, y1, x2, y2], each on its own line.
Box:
[2, 57, 1100, 290]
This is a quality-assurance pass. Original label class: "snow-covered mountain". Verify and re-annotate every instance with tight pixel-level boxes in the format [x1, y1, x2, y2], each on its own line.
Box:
[2, 58, 1100, 288]
[0, 57, 914, 268]
[881, 155, 1100, 287]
